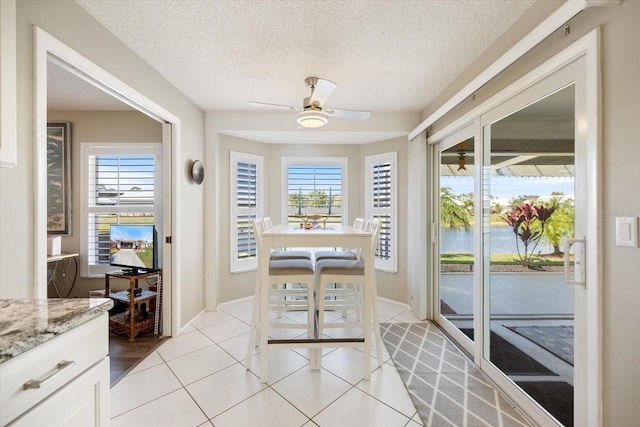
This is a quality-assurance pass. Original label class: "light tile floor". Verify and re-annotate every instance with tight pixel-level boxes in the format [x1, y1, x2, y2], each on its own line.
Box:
[109, 299, 521, 427]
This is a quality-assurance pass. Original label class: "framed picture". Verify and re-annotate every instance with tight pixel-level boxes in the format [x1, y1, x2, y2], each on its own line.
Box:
[47, 122, 72, 235]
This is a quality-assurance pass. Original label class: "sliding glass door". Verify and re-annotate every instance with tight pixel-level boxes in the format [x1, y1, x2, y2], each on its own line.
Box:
[482, 82, 576, 427]
[434, 127, 476, 355]
[430, 49, 598, 426]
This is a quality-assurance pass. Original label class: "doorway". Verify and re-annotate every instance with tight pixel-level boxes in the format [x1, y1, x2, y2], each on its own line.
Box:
[34, 27, 179, 337]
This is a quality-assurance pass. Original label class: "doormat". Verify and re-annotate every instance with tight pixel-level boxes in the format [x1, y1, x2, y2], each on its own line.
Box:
[459, 329, 557, 376]
[516, 381, 573, 427]
[506, 325, 574, 366]
[440, 300, 457, 315]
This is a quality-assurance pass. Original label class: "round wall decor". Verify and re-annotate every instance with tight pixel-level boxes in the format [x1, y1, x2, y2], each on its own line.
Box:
[191, 160, 204, 184]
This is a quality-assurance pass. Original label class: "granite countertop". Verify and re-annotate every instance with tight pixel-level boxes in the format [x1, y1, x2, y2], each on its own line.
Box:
[0, 298, 114, 364]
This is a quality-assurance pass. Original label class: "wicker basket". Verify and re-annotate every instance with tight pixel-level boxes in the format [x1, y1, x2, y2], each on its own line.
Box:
[109, 310, 155, 340]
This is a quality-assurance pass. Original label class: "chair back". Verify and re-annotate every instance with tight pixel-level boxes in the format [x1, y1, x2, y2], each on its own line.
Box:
[251, 218, 266, 248]
[263, 217, 274, 229]
[349, 219, 380, 260]
[364, 219, 381, 252]
[353, 217, 365, 230]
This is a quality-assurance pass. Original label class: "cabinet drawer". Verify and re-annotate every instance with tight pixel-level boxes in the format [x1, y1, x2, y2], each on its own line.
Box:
[0, 314, 108, 426]
[8, 357, 109, 427]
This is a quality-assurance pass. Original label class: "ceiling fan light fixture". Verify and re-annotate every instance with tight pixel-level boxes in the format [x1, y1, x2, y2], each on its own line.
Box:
[297, 110, 328, 128]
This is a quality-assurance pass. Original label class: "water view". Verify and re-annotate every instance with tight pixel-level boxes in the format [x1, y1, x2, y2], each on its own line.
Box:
[440, 225, 555, 254]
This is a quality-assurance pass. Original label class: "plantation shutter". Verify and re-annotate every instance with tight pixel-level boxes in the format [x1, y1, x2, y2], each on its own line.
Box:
[366, 152, 397, 272]
[82, 143, 161, 278]
[231, 152, 263, 272]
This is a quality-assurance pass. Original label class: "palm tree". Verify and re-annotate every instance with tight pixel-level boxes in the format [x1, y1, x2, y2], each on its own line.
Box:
[491, 197, 505, 215]
[543, 193, 575, 255]
[440, 187, 471, 231]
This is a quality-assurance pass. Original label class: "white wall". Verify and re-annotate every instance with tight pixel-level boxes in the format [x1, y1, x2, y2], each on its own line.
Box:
[425, 2, 640, 424]
[2, 1, 206, 331]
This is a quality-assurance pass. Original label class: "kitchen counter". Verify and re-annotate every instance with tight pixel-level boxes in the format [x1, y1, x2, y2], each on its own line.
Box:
[0, 298, 113, 364]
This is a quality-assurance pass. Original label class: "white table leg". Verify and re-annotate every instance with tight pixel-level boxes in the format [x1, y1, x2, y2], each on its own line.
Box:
[372, 275, 383, 366]
[245, 273, 260, 370]
[363, 241, 372, 381]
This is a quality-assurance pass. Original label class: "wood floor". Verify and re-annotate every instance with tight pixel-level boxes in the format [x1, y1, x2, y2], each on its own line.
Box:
[109, 331, 165, 387]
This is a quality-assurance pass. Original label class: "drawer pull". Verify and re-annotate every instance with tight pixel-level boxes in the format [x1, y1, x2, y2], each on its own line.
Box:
[23, 360, 76, 390]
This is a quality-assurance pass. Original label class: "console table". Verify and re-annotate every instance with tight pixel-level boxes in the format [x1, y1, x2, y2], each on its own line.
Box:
[105, 269, 162, 341]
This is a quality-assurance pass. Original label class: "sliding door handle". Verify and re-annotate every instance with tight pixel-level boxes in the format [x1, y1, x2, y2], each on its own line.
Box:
[564, 237, 585, 286]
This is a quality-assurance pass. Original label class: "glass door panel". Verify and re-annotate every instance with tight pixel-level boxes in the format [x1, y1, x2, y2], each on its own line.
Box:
[482, 85, 575, 426]
[437, 135, 475, 349]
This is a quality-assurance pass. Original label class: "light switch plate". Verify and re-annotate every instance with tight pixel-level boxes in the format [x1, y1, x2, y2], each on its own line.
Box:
[616, 217, 638, 248]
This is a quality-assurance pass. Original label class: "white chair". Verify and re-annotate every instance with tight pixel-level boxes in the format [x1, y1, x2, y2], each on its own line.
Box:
[314, 217, 365, 262]
[263, 216, 274, 229]
[263, 216, 312, 261]
[314, 219, 383, 365]
[257, 217, 312, 260]
[245, 218, 315, 371]
[314, 217, 365, 320]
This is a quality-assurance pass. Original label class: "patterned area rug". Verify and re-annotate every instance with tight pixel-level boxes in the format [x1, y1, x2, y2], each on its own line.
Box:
[506, 325, 574, 366]
[381, 322, 531, 427]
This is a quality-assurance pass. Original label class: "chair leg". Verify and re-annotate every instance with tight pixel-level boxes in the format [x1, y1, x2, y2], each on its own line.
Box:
[306, 280, 320, 369]
[276, 283, 284, 319]
[316, 279, 326, 342]
[354, 283, 362, 321]
[306, 282, 314, 339]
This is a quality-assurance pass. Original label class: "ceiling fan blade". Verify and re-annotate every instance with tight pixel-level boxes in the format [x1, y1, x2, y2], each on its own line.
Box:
[250, 101, 299, 111]
[325, 108, 371, 120]
[308, 77, 336, 107]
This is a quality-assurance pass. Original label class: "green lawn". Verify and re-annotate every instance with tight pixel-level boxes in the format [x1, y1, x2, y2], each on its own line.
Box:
[441, 252, 565, 266]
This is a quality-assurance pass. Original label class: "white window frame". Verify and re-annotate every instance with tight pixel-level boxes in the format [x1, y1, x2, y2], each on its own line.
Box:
[230, 151, 263, 273]
[80, 142, 162, 278]
[281, 157, 348, 225]
[365, 151, 397, 272]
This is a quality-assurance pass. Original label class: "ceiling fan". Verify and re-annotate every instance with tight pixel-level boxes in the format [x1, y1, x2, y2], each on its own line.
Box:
[250, 77, 371, 128]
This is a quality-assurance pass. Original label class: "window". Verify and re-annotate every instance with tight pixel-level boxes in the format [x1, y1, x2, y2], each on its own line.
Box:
[80, 143, 162, 277]
[365, 152, 397, 272]
[282, 157, 347, 226]
[230, 151, 263, 273]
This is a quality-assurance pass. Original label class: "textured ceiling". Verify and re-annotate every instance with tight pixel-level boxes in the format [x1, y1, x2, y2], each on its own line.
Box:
[48, 60, 132, 111]
[72, 0, 535, 115]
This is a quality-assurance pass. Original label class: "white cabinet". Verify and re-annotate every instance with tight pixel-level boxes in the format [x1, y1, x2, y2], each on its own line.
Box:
[0, 313, 110, 426]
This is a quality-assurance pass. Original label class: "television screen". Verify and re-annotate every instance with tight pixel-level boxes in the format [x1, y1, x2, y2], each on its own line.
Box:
[109, 224, 157, 273]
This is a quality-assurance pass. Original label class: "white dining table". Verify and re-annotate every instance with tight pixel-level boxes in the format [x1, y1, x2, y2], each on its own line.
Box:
[257, 224, 378, 383]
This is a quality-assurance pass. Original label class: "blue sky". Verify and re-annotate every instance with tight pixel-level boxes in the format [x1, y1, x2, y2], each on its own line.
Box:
[111, 224, 154, 241]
